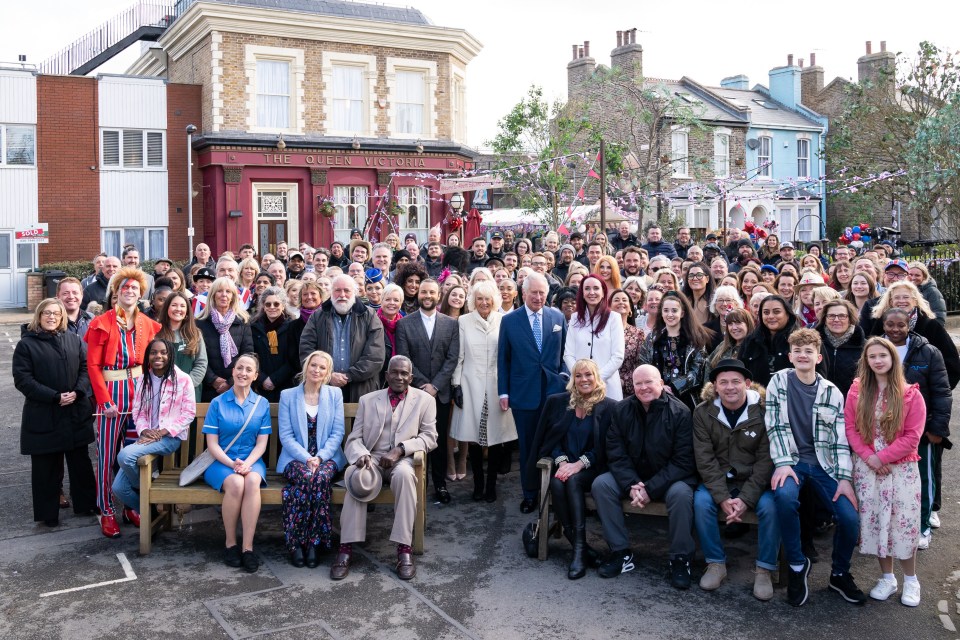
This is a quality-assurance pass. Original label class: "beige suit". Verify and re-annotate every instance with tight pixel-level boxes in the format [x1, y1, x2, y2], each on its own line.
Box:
[340, 387, 438, 545]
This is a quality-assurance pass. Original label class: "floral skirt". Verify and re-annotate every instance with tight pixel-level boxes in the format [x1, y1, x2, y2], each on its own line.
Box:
[854, 458, 920, 560]
[281, 459, 338, 552]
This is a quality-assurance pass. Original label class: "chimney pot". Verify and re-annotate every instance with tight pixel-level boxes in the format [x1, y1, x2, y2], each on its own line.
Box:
[578, 46, 584, 59]
[880, 40, 887, 52]
[866, 41, 872, 55]
[571, 44, 578, 60]
[584, 41, 590, 57]
[810, 52, 816, 66]
[616, 31, 623, 47]
[787, 54, 794, 66]
[799, 58, 804, 68]
[631, 28, 638, 44]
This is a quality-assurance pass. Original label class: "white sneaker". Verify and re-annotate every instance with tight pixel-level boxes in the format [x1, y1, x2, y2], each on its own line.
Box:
[901, 580, 921, 607]
[929, 512, 941, 529]
[918, 531, 931, 550]
[869, 577, 898, 601]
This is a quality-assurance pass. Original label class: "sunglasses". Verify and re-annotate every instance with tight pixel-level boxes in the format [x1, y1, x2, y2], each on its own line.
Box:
[264, 302, 283, 308]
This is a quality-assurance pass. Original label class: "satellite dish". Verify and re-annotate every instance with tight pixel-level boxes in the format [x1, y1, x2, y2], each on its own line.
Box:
[746, 138, 760, 150]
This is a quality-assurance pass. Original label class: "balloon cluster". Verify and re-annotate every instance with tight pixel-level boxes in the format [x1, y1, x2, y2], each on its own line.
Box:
[743, 220, 768, 242]
[837, 222, 871, 249]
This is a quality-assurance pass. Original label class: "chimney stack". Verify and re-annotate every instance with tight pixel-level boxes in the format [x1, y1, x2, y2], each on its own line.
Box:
[801, 51, 824, 105]
[787, 54, 794, 66]
[611, 27, 643, 81]
[568, 37, 596, 101]
[858, 38, 896, 97]
[770, 56, 801, 109]
[584, 41, 590, 57]
[866, 41, 872, 55]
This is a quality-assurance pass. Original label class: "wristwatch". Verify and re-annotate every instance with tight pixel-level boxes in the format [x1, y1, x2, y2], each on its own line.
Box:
[398, 443, 406, 456]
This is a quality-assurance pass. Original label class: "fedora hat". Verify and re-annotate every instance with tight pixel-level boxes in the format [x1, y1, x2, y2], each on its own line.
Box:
[349, 238, 372, 257]
[708, 358, 753, 383]
[344, 462, 382, 503]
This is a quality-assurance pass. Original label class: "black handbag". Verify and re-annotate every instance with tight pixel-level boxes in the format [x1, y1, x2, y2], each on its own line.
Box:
[521, 498, 549, 558]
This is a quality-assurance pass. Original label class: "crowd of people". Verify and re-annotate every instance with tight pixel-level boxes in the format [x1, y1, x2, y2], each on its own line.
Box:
[13, 220, 954, 605]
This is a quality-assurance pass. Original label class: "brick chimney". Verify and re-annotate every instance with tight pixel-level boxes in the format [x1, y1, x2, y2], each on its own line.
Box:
[857, 39, 896, 98]
[567, 40, 596, 101]
[769, 53, 801, 109]
[801, 51, 824, 106]
[610, 27, 643, 81]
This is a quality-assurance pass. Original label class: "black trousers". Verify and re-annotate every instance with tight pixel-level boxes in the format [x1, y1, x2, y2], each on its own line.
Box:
[428, 399, 452, 490]
[550, 468, 598, 536]
[31, 445, 96, 523]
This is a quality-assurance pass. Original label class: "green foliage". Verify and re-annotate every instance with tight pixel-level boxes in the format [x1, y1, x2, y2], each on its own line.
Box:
[37, 261, 97, 279]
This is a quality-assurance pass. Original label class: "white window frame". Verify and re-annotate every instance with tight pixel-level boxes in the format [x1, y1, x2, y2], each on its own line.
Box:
[758, 134, 772, 179]
[252, 182, 300, 256]
[100, 129, 165, 170]
[671, 126, 689, 178]
[713, 128, 730, 178]
[386, 57, 438, 139]
[796, 136, 811, 178]
[0, 124, 36, 167]
[796, 207, 815, 243]
[333, 185, 369, 244]
[102, 227, 167, 260]
[245, 45, 305, 134]
[451, 65, 467, 143]
[321, 52, 377, 136]
[397, 186, 430, 243]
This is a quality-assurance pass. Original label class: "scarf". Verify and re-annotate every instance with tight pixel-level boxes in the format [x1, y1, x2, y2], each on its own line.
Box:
[825, 325, 855, 349]
[263, 314, 285, 356]
[300, 306, 317, 324]
[211, 309, 238, 367]
[800, 304, 817, 328]
[378, 308, 403, 351]
[909, 308, 919, 331]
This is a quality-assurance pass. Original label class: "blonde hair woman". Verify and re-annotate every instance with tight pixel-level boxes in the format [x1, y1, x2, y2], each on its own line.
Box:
[197, 276, 254, 401]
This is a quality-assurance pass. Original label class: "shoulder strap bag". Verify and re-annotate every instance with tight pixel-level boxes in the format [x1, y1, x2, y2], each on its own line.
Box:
[179, 396, 263, 486]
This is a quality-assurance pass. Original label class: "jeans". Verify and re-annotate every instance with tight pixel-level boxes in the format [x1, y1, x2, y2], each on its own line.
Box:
[693, 484, 780, 571]
[772, 462, 858, 574]
[112, 436, 182, 511]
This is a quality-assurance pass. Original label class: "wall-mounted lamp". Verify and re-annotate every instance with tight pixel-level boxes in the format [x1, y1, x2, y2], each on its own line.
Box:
[377, 97, 387, 108]
[415, 139, 424, 154]
[351, 136, 361, 150]
[228, 210, 243, 218]
[450, 192, 465, 214]
[277, 133, 286, 151]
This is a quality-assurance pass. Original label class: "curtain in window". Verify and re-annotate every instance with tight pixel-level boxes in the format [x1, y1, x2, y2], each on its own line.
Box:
[257, 60, 291, 129]
[103, 231, 121, 260]
[6, 126, 35, 165]
[124, 229, 145, 258]
[714, 134, 729, 177]
[672, 131, 688, 176]
[334, 186, 368, 244]
[396, 71, 424, 134]
[333, 65, 363, 132]
[149, 230, 166, 259]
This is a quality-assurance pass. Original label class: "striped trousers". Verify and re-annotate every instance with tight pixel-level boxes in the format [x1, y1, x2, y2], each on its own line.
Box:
[94, 376, 137, 517]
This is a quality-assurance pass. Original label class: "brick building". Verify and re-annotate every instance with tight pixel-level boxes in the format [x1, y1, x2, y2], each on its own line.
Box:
[129, 0, 482, 255]
[0, 67, 201, 307]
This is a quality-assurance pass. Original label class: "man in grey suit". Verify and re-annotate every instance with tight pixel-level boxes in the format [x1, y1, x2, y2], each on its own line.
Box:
[395, 278, 460, 504]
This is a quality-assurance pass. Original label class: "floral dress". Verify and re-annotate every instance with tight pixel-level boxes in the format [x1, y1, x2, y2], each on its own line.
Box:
[281, 409, 339, 552]
[619, 323, 644, 398]
[853, 397, 921, 560]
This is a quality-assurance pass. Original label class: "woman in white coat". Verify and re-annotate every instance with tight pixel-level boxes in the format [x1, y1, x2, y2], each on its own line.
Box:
[563, 275, 625, 400]
[450, 280, 517, 503]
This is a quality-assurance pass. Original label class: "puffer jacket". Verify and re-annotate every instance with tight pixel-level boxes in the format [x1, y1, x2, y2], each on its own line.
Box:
[739, 310, 800, 387]
[817, 324, 866, 397]
[605, 391, 697, 500]
[918, 279, 947, 325]
[865, 311, 960, 389]
[901, 332, 953, 448]
[693, 382, 771, 509]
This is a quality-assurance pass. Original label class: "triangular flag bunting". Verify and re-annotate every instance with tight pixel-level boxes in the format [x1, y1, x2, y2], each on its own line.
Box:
[588, 170, 600, 179]
[577, 188, 585, 199]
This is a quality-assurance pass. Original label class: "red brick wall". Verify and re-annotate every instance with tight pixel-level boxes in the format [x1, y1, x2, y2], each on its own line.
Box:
[166, 83, 204, 261]
[36, 75, 100, 263]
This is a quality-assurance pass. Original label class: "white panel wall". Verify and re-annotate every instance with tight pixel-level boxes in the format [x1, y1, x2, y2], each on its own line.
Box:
[98, 76, 167, 129]
[100, 171, 168, 227]
[0, 169, 39, 227]
[0, 69, 37, 124]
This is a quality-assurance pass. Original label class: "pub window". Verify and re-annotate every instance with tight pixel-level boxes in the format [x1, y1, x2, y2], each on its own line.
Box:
[101, 129, 165, 169]
[395, 70, 425, 135]
[333, 186, 368, 244]
[256, 59, 291, 130]
[332, 64, 364, 133]
[0, 125, 36, 166]
[397, 186, 429, 244]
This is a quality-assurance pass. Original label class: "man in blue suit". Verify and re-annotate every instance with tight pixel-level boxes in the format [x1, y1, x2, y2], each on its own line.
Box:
[498, 272, 567, 513]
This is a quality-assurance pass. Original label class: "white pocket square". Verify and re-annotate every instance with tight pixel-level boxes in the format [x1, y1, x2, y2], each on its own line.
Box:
[552, 325, 562, 332]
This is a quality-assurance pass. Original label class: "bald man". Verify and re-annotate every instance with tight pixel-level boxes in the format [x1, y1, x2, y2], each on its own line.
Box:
[591, 365, 697, 588]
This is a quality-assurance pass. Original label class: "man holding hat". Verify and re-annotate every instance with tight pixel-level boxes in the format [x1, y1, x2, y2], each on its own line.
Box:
[692, 359, 778, 600]
[332, 356, 437, 581]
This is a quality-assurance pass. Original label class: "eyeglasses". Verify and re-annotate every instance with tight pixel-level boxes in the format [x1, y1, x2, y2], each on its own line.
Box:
[41, 310, 62, 318]
[687, 273, 706, 280]
[826, 313, 848, 321]
[263, 302, 282, 308]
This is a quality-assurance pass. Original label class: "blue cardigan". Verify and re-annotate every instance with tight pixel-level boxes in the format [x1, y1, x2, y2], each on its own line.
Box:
[276, 384, 347, 473]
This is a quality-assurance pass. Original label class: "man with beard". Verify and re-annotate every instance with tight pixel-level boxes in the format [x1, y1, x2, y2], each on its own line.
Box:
[298, 274, 385, 402]
[423, 242, 444, 278]
[395, 279, 460, 504]
[286, 251, 306, 280]
[674, 227, 694, 260]
[621, 246, 644, 279]
[553, 244, 576, 283]
[730, 240, 758, 273]
[467, 237, 488, 275]
[570, 232, 588, 266]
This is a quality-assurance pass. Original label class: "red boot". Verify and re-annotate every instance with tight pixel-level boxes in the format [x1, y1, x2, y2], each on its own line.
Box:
[99, 514, 121, 538]
[121, 508, 141, 528]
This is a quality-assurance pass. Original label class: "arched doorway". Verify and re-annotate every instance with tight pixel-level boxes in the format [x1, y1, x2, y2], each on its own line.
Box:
[751, 205, 767, 226]
[728, 205, 745, 230]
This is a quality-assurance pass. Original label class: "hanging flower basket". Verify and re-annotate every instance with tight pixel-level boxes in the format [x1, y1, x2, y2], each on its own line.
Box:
[389, 200, 404, 217]
[318, 197, 336, 218]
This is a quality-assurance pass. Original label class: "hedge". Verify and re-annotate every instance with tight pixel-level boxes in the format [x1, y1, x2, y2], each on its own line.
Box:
[37, 260, 181, 280]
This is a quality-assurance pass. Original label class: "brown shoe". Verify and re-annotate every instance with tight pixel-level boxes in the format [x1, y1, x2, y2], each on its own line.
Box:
[330, 552, 351, 580]
[396, 552, 416, 580]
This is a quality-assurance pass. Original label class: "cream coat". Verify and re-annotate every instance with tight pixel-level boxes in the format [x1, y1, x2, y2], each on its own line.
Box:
[563, 311, 626, 401]
[451, 310, 517, 446]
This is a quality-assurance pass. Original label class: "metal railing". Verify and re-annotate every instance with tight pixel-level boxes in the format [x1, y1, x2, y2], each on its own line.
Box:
[903, 246, 960, 314]
[40, 1, 176, 76]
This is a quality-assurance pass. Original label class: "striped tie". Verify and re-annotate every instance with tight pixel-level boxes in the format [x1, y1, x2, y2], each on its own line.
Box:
[532, 312, 542, 352]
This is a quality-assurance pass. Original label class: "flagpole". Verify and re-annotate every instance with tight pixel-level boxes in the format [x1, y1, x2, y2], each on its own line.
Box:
[599, 139, 606, 233]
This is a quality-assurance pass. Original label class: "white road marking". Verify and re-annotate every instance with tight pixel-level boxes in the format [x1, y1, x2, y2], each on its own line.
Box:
[939, 613, 955, 632]
[39, 553, 137, 597]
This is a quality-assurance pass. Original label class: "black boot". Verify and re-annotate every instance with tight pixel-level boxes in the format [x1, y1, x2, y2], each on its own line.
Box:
[568, 526, 587, 580]
[470, 444, 485, 501]
[484, 446, 499, 502]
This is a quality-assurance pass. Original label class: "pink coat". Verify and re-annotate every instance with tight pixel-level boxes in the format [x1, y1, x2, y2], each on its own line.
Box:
[843, 378, 925, 465]
[130, 366, 197, 440]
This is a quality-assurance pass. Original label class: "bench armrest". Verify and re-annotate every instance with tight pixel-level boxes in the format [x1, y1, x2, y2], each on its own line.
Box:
[137, 453, 159, 468]
[412, 451, 425, 467]
[536, 457, 553, 470]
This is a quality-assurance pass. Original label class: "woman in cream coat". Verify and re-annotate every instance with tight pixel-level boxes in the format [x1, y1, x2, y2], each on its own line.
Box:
[450, 280, 517, 503]
[563, 275, 625, 401]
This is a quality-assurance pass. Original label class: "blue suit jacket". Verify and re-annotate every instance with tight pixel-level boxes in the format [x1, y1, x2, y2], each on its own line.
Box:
[497, 306, 567, 410]
[276, 384, 348, 473]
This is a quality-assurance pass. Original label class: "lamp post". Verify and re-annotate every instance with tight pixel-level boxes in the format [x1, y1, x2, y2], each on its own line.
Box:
[450, 192, 464, 241]
[186, 124, 197, 255]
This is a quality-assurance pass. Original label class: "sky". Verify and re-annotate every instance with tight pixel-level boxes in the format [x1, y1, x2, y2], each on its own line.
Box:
[4, 0, 959, 149]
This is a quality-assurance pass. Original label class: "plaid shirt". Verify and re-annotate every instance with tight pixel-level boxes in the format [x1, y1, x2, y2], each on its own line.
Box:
[764, 370, 853, 481]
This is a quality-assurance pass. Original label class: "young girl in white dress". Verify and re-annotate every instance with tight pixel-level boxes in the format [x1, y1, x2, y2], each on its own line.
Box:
[844, 337, 926, 606]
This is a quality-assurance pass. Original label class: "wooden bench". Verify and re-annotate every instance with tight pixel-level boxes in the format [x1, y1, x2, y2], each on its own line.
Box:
[536, 457, 784, 582]
[137, 402, 426, 555]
